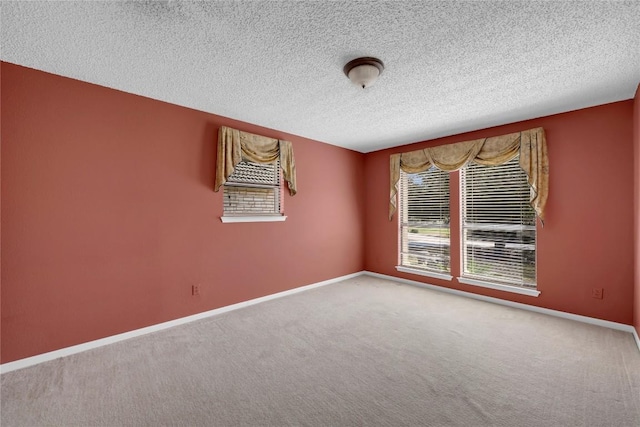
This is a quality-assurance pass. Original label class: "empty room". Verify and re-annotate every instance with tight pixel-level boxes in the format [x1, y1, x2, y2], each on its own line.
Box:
[2, 2, 640, 426]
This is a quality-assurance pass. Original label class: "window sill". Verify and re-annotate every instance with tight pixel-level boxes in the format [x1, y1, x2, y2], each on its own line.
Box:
[220, 215, 287, 223]
[395, 266, 453, 281]
[458, 277, 540, 297]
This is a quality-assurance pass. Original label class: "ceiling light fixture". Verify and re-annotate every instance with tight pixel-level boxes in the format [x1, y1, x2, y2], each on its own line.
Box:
[343, 57, 384, 89]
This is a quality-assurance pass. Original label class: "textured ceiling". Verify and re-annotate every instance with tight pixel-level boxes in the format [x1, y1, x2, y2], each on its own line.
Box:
[2, 1, 639, 152]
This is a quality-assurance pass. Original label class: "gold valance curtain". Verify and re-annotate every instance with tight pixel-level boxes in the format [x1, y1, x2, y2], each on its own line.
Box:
[214, 126, 297, 195]
[390, 127, 548, 222]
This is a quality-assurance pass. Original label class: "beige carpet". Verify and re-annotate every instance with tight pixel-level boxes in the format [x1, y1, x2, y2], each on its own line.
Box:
[2, 275, 639, 426]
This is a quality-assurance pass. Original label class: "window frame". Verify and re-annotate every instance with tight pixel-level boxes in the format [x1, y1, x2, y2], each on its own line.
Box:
[395, 159, 540, 297]
[396, 166, 453, 281]
[459, 156, 539, 296]
[220, 160, 286, 223]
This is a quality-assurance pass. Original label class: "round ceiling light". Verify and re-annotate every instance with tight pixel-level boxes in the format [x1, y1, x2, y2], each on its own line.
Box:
[343, 57, 384, 89]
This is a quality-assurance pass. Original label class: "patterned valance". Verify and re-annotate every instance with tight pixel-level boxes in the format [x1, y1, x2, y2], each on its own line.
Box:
[214, 126, 297, 195]
[390, 127, 548, 222]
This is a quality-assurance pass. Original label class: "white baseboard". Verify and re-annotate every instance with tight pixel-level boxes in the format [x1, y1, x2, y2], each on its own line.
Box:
[0, 272, 364, 374]
[364, 271, 640, 352]
[3, 270, 638, 374]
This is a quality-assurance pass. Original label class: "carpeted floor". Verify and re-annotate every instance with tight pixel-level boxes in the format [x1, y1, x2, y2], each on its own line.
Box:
[2, 275, 640, 426]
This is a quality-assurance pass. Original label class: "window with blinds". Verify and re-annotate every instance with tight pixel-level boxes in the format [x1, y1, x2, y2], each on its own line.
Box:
[398, 167, 450, 274]
[460, 156, 536, 288]
[223, 160, 282, 216]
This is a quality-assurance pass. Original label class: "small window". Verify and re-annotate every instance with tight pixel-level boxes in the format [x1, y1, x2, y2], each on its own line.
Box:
[223, 160, 283, 217]
[460, 156, 536, 288]
[398, 166, 450, 274]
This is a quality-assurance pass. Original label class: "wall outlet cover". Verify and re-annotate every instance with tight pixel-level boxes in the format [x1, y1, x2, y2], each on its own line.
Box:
[591, 288, 603, 299]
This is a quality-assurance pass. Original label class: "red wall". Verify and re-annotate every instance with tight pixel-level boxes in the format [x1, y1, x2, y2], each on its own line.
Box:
[634, 84, 640, 336]
[0, 62, 365, 363]
[2, 60, 637, 365]
[364, 101, 635, 325]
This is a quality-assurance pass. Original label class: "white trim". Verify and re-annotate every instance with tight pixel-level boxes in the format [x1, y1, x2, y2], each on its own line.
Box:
[395, 266, 453, 281]
[221, 215, 287, 223]
[4, 270, 638, 374]
[364, 271, 638, 337]
[633, 328, 640, 353]
[458, 276, 540, 297]
[0, 272, 364, 374]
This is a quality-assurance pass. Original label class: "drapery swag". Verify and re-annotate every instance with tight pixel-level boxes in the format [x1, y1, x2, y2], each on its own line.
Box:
[389, 127, 548, 222]
[214, 126, 297, 196]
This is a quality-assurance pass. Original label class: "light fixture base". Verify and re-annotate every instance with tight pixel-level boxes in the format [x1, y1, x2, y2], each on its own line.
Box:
[343, 57, 384, 89]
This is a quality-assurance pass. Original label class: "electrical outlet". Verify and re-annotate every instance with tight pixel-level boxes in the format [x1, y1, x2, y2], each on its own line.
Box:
[192, 285, 200, 296]
[591, 288, 603, 299]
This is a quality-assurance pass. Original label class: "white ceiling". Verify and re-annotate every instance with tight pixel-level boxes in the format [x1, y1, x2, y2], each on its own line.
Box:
[2, 1, 639, 153]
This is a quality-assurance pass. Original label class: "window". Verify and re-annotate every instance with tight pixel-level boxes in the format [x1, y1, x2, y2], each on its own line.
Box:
[460, 156, 536, 288]
[391, 128, 546, 296]
[398, 166, 451, 278]
[222, 159, 284, 221]
[214, 126, 297, 223]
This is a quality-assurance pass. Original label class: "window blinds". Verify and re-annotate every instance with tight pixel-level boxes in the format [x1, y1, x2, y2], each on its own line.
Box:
[224, 160, 281, 215]
[399, 167, 450, 273]
[225, 160, 280, 187]
[460, 156, 536, 287]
